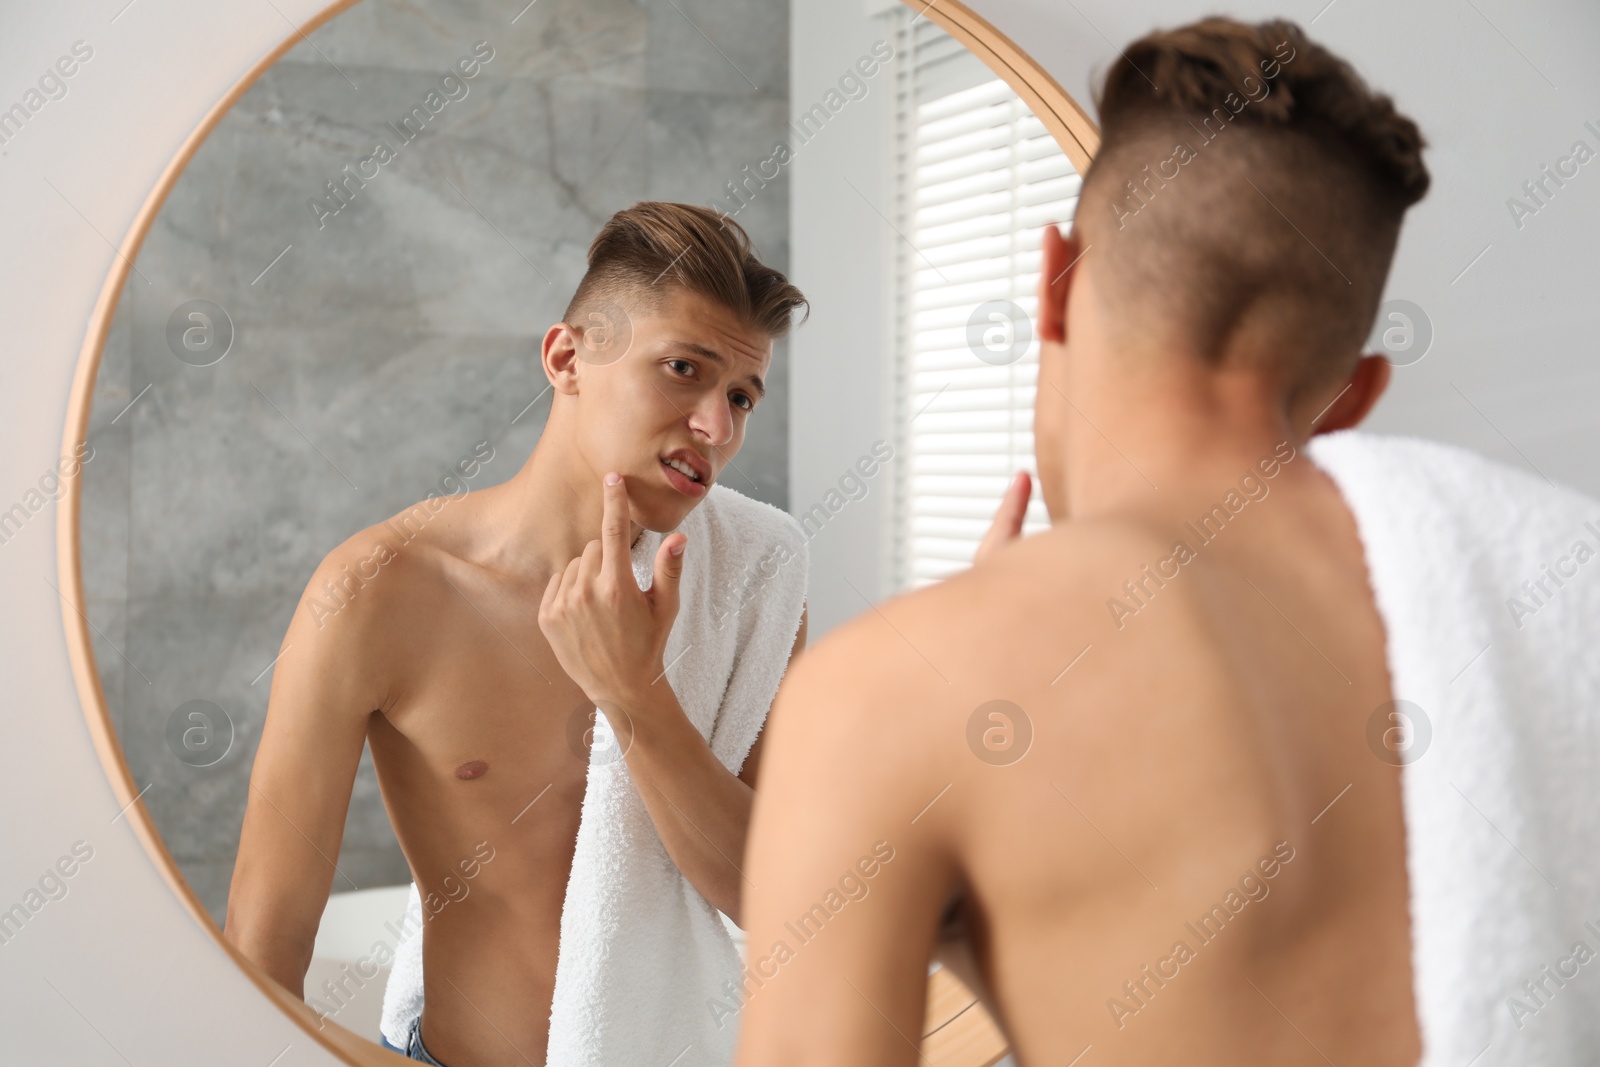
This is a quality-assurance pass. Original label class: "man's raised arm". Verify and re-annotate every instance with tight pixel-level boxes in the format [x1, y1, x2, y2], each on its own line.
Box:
[537, 474, 806, 925]
[733, 607, 964, 1066]
[224, 540, 392, 999]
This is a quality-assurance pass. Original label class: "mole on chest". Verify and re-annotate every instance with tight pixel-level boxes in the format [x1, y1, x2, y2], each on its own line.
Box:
[454, 760, 489, 780]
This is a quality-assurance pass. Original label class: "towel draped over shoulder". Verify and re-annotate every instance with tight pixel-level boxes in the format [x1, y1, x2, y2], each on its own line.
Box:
[1309, 430, 1600, 1067]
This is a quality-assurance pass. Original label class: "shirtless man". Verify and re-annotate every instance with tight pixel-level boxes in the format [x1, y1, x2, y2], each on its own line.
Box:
[224, 202, 809, 1066]
[735, 18, 1430, 1066]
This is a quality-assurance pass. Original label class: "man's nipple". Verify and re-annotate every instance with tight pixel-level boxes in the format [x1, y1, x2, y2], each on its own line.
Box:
[455, 760, 489, 780]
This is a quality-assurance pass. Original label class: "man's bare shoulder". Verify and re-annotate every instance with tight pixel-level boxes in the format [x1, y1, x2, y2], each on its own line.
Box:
[807, 517, 1205, 680]
[258, 515, 440, 729]
[941, 516, 1186, 623]
[764, 515, 1239, 791]
[290, 498, 469, 646]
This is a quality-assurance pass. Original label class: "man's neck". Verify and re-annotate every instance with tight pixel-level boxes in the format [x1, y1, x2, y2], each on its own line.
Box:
[476, 415, 647, 579]
[1051, 352, 1310, 523]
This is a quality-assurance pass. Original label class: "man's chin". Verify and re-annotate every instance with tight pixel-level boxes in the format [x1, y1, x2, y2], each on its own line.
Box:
[633, 486, 708, 533]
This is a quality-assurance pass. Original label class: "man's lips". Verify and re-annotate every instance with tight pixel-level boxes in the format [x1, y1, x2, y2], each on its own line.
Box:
[660, 456, 708, 497]
[660, 448, 711, 484]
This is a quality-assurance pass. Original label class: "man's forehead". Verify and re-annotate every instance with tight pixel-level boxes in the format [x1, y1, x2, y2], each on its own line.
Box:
[639, 291, 773, 368]
[660, 336, 769, 369]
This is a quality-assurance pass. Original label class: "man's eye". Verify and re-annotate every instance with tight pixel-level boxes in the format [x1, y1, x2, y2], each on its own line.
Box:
[733, 394, 754, 412]
[668, 359, 694, 376]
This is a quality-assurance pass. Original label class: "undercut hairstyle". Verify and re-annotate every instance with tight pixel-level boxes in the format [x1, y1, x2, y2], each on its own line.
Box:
[564, 201, 809, 340]
[1077, 18, 1429, 395]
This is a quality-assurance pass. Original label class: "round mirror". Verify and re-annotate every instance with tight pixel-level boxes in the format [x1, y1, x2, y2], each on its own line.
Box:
[67, 0, 1095, 1062]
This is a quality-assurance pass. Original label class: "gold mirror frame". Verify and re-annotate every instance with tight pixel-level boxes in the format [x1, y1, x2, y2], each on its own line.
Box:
[55, 1, 1099, 1061]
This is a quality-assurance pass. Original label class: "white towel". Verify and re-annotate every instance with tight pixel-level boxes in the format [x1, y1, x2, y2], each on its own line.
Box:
[1308, 430, 1600, 1067]
[377, 482, 809, 1063]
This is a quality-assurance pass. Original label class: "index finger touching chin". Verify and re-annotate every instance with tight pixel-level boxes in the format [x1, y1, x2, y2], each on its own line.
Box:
[600, 471, 635, 581]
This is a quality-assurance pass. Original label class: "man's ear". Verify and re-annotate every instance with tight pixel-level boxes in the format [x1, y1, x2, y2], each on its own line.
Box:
[1037, 223, 1082, 345]
[1308, 354, 1392, 436]
[543, 322, 582, 396]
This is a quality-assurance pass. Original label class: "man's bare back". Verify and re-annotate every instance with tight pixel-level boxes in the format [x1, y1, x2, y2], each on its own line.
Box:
[736, 450, 1420, 1066]
[938, 456, 1418, 1063]
[735, 18, 1435, 1063]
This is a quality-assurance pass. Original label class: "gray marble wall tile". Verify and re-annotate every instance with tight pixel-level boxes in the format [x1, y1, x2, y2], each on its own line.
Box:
[288, 0, 649, 91]
[81, 276, 137, 739]
[646, 88, 792, 504]
[79, 0, 793, 922]
[646, 0, 787, 98]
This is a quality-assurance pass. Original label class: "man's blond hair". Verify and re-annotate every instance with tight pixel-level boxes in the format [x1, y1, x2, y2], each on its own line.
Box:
[564, 201, 808, 338]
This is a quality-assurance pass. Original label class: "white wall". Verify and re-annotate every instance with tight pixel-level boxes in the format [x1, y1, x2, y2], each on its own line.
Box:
[1, 0, 1596, 1060]
[786, 0, 904, 637]
[1, 5, 370, 1062]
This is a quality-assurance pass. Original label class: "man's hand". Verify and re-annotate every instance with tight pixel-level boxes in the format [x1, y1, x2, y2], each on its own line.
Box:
[974, 470, 1032, 565]
[536, 471, 795, 922]
[538, 472, 687, 711]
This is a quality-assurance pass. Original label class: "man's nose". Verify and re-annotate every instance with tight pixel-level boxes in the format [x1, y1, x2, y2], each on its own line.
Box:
[687, 393, 736, 448]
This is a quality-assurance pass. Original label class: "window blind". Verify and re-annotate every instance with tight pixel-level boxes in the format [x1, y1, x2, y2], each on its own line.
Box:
[889, 11, 1082, 591]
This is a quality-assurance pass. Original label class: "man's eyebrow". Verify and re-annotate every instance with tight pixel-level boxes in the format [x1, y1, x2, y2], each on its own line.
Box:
[663, 340, 766, 400]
